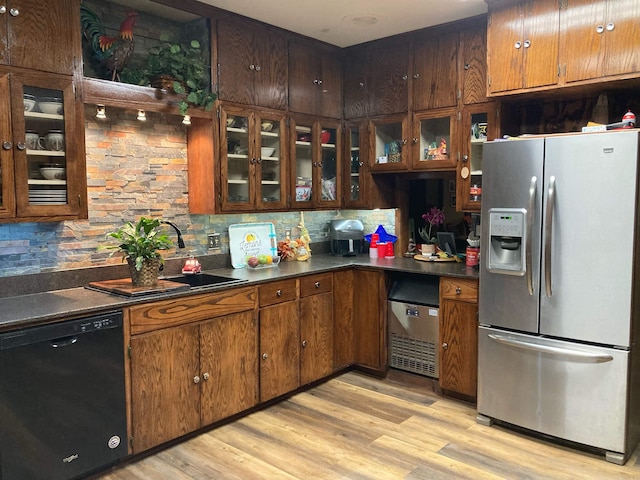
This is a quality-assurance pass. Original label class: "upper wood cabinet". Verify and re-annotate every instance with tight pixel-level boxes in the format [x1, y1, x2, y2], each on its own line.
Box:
[460, 22, 488, 105]
[217, 16, 287, 110]
[0, 0, 79, 75]
[561, 0, 640, 83]
[0, 69, 87, 222]
[288, 41, 342, 118]
[487, 0, 560, 94]
[367, 41, 411, 117]
[412, 32, 459, 111]
[343, 49, 368, 119]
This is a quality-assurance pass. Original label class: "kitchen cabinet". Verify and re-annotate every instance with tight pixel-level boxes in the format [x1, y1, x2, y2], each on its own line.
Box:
[456, 102, 499, 212]
[561, 0, 640, 83]
[299, 273, 334, 385]
[368, 113, 411, 172]
[366, 41, 410, 117]
[288, 40, 342, 118]
[290, 115, 341, 209]
[259, 279, 300, 402]
[219, 104, 287, 211]
[127, 287, 258, 453]
[333, 268, 388, 372]
[412, 32, 458, 111]
[410, 107, 458, 172]
[0, 0, 79, 75]
[217, 16, 287, 110]
[439, 277, 478, 398]
[487, 0, 560, 94]
[0, 69, 86, 222]
[460, 22, 488, 106]
[343, 49, 368, 120]
[343, 121, 366, 207]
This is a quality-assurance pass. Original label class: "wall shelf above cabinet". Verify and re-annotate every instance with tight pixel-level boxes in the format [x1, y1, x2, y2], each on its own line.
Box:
[81, 78, 213, 119]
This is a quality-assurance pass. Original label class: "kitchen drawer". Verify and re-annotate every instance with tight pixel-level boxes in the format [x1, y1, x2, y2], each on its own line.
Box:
[259, 279, 298, 307]
[129, 287, 257, 334]
[440, 277, 478, 303]
[300, 273, 333, 298]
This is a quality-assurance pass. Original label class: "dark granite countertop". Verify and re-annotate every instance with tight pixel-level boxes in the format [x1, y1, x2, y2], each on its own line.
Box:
[0, 254, 478, 332]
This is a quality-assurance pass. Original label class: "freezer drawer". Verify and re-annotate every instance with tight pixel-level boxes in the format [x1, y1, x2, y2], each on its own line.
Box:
[478, 326, 629, 454]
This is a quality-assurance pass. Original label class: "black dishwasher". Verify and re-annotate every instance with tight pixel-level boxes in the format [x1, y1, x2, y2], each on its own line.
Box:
[0, 311, 127, 480]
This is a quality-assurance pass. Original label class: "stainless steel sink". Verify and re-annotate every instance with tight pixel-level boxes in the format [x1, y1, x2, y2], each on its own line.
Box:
[163, 273, 247, 289]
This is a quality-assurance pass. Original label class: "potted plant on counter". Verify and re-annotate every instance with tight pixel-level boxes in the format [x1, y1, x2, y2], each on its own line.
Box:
[101, 217, 174, 287]
[418, 206, 445, 255]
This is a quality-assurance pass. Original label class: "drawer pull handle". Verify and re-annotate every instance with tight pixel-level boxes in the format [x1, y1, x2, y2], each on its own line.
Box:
[314, 281, 320, 288]
[276, 289, 282, 297]
[442, 342, 448, 350]
[455, 287, 462, 295]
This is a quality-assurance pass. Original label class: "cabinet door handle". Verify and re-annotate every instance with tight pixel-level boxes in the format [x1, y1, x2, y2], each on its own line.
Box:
[262, 353, 268, 360]
[464, 63, 470, 70]
[358, 82, 364, 88]
[596, 25, 604, 34]
[0, 6, 6, 14]
[202, 372, 210, 381]
[314, 281, 320, 288]
[401, 139, 407, 145]
[523, 39, 531, 48]
[462, 154, 469, 162]
[193, 375, 201, 384]
[256, 158, 262, 164]
[249, 64, 255, 70]
[16, 141, 25, 151]
[606, 23, 614, 32]
[442, 342, 448, 350]
[302, 340, 307, 348]
[455, 287, 462, 295]
[412, 137, 418, 144]
[514, 41, 522, 49]
[413, 73, 419, 79]
[255, 65, 261, 71]
[276, 289, 282, 297]
[9, 7, 17, 16]
[2, 141, 11, 150]
[401, 74, 408, 80]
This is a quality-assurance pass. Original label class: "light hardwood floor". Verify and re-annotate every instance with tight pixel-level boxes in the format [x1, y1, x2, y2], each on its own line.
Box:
[95, 370, 640, 479]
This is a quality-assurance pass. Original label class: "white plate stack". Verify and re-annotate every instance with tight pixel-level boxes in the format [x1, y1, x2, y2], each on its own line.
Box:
[29, 190, 67, 205]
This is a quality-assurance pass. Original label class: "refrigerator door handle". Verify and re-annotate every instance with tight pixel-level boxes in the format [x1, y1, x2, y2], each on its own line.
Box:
[487, 334, 614, 363]
[526, 176, 537, 295]
[544, 176, 556, 297]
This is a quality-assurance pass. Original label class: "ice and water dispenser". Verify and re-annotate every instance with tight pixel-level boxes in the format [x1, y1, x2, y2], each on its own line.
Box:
[487, 208, 526, 275]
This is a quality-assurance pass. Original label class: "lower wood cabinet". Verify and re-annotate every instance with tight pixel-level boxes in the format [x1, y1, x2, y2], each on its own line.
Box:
[127, 287, 258, 453]
[439, 277, 478, 398]
[333, 268, 388, 372]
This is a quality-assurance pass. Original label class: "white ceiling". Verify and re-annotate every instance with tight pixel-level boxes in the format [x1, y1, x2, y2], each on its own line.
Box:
[132, 0, 488, 48]
[196, 0, 488, 47]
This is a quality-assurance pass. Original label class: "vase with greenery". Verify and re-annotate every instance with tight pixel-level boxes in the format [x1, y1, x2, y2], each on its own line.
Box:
[100, 217, 174, 287]
[123, 38, 216, 115]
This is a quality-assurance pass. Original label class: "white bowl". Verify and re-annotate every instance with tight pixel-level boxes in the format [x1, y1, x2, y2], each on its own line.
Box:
[40, 167, 66, 180]
[38, 98, 63, 115]
[23, 95, 36, 112]
[261, 147, 275, 158]
[261, 121, 274, 132]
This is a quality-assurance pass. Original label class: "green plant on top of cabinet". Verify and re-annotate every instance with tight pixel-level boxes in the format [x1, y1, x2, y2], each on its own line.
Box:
[219, 104, 287, 212]
[216, 16, 287, 110]
[1, 0, 80, 75]
[288, 40, 342, 119]
[289, 115, 341, 209]
[561, 0, 640, 83]
[0, 70, 86, 222]
[486, 0, 560, 95]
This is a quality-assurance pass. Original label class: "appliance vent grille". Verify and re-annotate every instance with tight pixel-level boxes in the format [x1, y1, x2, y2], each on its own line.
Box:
[390, 333, 437, 378]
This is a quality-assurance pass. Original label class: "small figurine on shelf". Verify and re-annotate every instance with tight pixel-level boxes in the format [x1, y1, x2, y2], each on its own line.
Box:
[295, 212, 311, 261]
[403, 237, 418, 258]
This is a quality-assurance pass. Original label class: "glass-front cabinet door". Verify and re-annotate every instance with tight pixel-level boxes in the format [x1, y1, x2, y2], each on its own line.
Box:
[2, 71, 84, 221]
[290, 116, 341, 209]
[343, 121, 367, 208]
[457, 102, 498, 212]
[220, 105, 286, 211]
[411, 107, 458, 171]
[369, 114, 409, 172]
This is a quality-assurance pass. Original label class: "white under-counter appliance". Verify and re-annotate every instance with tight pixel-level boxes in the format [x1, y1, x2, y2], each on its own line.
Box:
[388, 273, 440, 378]
[478, 130, 640, 465]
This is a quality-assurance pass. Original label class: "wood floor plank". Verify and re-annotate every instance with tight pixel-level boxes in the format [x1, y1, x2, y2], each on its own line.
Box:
[93, 371, 640, 480]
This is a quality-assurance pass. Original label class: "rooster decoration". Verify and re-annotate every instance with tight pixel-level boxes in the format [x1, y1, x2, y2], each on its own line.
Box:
[80, 4, 137, 82]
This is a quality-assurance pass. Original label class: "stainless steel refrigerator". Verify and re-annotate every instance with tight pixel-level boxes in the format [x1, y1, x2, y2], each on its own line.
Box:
[478, 130, 640, 465]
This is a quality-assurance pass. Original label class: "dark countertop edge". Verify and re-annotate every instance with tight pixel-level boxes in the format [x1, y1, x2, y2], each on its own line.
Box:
[0, 254, 478, 332]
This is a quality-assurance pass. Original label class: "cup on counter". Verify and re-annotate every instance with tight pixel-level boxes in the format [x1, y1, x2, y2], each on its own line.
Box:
[377, 241, 387, 258]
